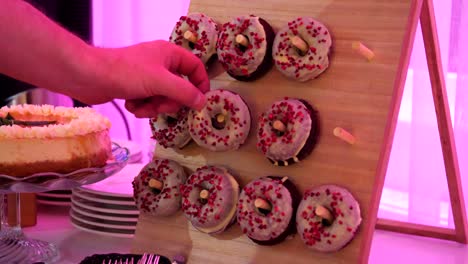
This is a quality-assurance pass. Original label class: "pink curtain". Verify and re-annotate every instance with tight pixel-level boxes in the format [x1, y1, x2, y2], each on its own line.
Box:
[92, 0, 189, 162]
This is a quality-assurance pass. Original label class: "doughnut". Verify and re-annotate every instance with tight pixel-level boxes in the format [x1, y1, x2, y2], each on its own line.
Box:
[237, 176, 301, 245]
[257, 98, 319, 166]
[169, 13, 218, 64]
[149, 107, 191, 149]
[216, 15, 275, 81]
[180, 166, 239, 234]
[296, 185, 362, 252]
[273, 17, 332, 82]
[188, 89, 251, 151]
[132, 159, 187, 217]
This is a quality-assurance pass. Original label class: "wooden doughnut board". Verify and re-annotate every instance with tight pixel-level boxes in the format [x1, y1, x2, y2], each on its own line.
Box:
[133, 0, 421, 263]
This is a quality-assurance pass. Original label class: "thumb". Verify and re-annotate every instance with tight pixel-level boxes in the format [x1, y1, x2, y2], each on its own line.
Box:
[155, 70, 207, 110]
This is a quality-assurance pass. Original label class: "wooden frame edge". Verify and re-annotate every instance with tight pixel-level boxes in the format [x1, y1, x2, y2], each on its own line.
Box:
[376, 218, 457, 241]
[375, 0, 468, 246]
[359, 0, 424, 263]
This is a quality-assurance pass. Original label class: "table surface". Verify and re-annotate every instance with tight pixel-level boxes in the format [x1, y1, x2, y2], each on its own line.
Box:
[25, 205, 468, 264]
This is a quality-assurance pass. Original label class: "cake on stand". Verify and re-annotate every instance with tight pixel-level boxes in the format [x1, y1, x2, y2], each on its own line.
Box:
[0, 143, 129, 263]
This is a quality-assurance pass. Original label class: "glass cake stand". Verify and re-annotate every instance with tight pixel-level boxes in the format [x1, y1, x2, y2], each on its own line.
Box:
[0, 143, 129, 264]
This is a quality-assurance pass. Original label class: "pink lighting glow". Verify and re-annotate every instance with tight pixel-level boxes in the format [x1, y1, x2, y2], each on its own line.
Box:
[90, 0, 468, 229]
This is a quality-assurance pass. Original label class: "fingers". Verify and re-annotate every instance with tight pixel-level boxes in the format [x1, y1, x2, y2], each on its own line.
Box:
[154, 70, 207, 110]
[125, 97, 181, 118]
[169, 45, 210, 93]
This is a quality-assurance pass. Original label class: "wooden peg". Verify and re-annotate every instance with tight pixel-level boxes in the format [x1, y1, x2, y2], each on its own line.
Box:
[216, 114, 226, 124]
[273, 120, 286, 132]
[200, 190, 210, 200]
[254, 198, 272, 212]
[291, 36, 309, 54]
[184, 31, 198, 43]
[333, 127, 356, 145]
[352, 41, 375, 61]
[235, 34, 249, 47]
[315, 205, 334, 225]
[148, 179, 163, 190]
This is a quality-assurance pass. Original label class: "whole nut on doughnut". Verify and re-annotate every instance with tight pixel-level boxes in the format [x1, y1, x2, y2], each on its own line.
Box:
[150, 107, 191, 149]
[170, 13, 219, 64]
[257, 98, 320, 166]
[217, 15, 275, 81]
[132, 159, 187, 217]
[237, 176, 301, 245]
[273, 17, 332, 82]
[181, 166, 240, 234]
[296, 185, 362, 252]
[188, 89, 251, 152]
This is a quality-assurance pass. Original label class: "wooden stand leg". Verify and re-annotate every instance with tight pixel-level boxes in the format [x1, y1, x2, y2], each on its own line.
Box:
[376, 0, 468, 244]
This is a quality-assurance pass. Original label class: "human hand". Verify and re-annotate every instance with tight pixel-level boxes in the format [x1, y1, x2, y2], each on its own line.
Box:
[78, 40, 209, 118]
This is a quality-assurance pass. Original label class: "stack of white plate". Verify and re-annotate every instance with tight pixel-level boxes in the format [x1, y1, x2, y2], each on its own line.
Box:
[70, 163, 144, 238]
[112, 139, 143, 164]
[37, 190, 72, 206]
[36, 140, 142, 207]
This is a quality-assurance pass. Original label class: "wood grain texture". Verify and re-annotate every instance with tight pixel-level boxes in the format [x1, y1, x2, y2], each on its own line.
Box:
[134, 0, 421, 263]
[419, 0, 468, 244]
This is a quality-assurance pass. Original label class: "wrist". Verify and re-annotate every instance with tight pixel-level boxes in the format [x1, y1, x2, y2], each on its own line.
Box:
[67, 44, 117, 104]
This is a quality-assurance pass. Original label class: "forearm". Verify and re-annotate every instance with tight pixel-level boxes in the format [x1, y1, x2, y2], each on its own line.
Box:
[0, 0, 102, 100]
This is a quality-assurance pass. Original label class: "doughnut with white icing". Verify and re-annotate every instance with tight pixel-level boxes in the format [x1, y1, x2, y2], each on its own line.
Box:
[181, 166, 239, 234]
[296, 185, 361, 252]
[257, 98, 319, 166]
[132, 159, 187, 217]
[217, 15, 275, 81]
[273, 17, 332, 82]
[149, 107, 191, 149]
[170, 13, 218, 64]
[237, 176, 301, 245]
[188, 89, 251, 151]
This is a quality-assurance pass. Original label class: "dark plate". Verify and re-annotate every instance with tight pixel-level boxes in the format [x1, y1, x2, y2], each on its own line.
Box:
[79, 253, 171, 264]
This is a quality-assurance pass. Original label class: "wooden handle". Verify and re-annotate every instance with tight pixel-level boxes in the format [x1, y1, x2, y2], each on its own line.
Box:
[254, 198, 272, 211]
[333, 127, 356, 145]
[235, 34, 249, 47]
[184, 31, 198, 43]
[352, 41, 375, 61]
[315, 205, 334, 222]
[273, 120, 286, 132]
[148, 179, 163, 190]
[291, 36, 309, 53]
[200, 190, 210, 200]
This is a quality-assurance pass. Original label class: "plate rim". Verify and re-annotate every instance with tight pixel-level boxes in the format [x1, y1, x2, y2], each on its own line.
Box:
[71, 203, 139, 222]
[70, 211, 137, 230]
[70, 217, 135, 238]
[71, 197, 139, 215]
[72, 189, 135, 206]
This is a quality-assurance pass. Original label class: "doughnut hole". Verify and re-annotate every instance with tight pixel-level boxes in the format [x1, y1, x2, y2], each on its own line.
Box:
[211, 113, 227, 130]
[254, 197, 273, 216]
[271, 119, 287, 137]
[188, 40, 196, 50]
[236, 34, 250, 53]
[148, 178, 163, 195]
[166, 115, 178, 127]
[315, 205, 335, 227]
[292, 35, 309, 57]
[198, 189, 210, 204]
